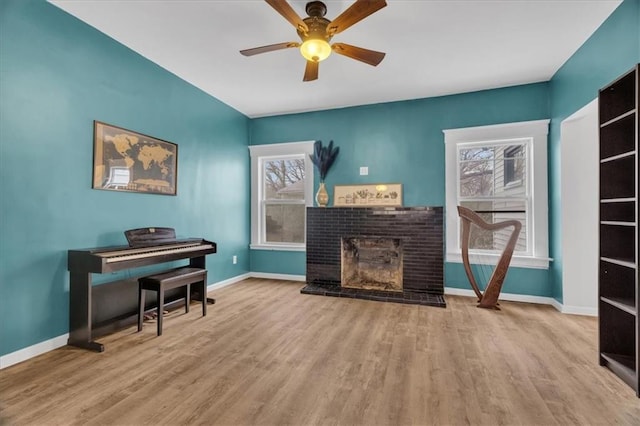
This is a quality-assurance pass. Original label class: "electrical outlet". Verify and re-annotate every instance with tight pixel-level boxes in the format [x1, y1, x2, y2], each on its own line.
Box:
[359, 166, 369, 175]
[232, 255, 237, 264]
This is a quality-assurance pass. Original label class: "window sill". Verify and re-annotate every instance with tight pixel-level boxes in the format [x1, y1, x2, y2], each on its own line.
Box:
[250, 243, 306, 252]
[446, 252, 552, 270]
[503, 179, 523, 189]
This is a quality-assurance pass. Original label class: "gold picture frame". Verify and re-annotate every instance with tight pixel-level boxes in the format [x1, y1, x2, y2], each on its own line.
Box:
[333, 183, 403, 207]
[92, 121, 178, 195]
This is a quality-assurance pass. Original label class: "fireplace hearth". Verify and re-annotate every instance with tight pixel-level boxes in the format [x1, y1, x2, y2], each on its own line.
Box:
[302, 206, 445, 308]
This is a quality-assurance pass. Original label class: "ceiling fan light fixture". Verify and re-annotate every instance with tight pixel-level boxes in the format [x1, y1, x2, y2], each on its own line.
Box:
[240, 0, 387, 81]
[300, 38, 332, 62]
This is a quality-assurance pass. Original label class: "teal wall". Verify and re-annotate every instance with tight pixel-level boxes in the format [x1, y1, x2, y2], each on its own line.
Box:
[0, 1, 250, 356]
[548, 0, 640, 301]
[250, 83, 551, 292]
[2, 0, 638, 359]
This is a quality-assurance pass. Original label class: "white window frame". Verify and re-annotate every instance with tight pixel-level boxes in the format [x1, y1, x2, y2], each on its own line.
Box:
[249, 141, 315, 251]
[444, 120, 551, 269]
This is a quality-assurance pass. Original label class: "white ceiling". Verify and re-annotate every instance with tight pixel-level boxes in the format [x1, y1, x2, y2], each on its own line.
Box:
[50, 0, 622, 118]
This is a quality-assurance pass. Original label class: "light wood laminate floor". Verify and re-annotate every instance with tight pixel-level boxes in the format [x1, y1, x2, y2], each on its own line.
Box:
[1, 278, 639, 425]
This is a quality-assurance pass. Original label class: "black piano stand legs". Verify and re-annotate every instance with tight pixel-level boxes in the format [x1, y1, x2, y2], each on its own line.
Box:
[69, 339, 105, 352]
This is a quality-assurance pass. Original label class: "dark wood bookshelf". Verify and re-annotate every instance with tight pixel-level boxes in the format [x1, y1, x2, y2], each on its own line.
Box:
[600, 296, 636, 315]
[601, 352, 636, 389]
[598, 64, 640, 397]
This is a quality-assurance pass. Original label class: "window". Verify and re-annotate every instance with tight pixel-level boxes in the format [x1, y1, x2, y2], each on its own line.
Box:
[503, 145, 524, 186]
[444, 120, 550, 269]
[458, 140, 529, 253]
[249, 141, 315, 250]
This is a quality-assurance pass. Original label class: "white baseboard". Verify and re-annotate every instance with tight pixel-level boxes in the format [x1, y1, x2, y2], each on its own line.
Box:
[549, 297, 564, 312]
[207, 272, 306, 290]
[0, 333, 69, 370]
[444, 287, 597, 316]
[558, 304, 598, 316]
[444, 287, 557, 305]
[249, 272, 306, 282]
[207, 272, 251, 292]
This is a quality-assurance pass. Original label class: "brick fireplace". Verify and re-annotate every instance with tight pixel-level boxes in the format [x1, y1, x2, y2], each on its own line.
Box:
[302, 206, 445, 307]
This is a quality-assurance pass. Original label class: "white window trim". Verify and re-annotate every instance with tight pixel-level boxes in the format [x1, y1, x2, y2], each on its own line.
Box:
[249, 141, 315, 251]
[443, 120, 551, 269]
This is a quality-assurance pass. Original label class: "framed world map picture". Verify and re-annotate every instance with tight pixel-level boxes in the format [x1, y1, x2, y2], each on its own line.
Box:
[92, 121, 178, 195]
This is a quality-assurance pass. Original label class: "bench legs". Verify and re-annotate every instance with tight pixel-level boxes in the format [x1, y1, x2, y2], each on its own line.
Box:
[138, 274, 207, 337]
[138, 286, 145, 333]
[157, 287, 164, 336]
[200, 280, 207, 317]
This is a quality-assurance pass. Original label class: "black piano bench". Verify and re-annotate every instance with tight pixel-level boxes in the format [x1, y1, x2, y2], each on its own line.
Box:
[137, 267, 207, 336]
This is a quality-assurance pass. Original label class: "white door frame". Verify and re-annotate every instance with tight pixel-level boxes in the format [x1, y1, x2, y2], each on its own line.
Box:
[560, 98, 599, 316]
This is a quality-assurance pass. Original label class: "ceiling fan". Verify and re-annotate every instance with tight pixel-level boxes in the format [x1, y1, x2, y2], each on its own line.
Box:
[240, 0, 387, 82]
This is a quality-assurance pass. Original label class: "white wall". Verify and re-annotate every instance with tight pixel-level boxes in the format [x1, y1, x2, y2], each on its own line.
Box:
[560, 99, 599, 315]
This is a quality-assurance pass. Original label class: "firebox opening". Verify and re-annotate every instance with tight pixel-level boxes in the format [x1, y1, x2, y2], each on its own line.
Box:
[341, 237, 403, 292]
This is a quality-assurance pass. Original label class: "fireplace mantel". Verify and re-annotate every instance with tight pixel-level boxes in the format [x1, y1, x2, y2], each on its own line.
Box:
[302, 206, 445, 307]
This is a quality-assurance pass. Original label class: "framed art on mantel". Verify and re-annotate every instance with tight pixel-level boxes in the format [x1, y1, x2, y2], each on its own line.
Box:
[334, 183, 402, 207]
[92, 121, 178, 195]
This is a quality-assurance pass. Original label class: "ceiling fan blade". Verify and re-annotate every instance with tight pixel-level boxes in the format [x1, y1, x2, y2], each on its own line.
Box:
[265, 0, 309, 33]
[303, 60, 319, 82]
[332, 43, 385, 66]
[326, 0, 387, 36]
[240, 42, 299, 56]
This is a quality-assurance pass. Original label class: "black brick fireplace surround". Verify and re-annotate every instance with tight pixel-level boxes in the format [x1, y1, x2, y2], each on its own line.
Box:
[302, 206, 446, 308]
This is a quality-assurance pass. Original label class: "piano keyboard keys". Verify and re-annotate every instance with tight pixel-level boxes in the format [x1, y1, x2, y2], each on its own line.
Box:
[102, 243, 216, 263]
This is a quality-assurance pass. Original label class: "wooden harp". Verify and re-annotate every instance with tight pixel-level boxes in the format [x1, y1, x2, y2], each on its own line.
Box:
[457, 206, 522, 309]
